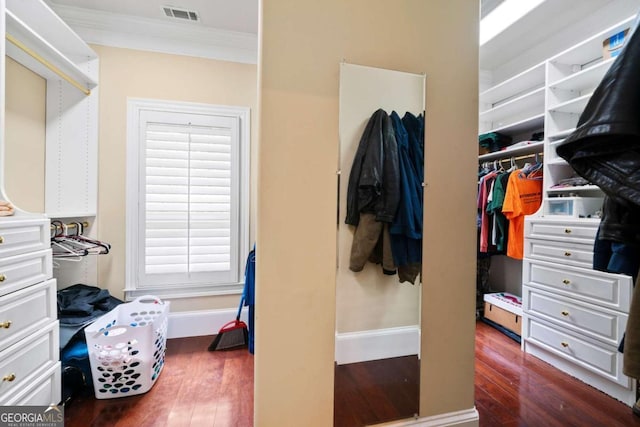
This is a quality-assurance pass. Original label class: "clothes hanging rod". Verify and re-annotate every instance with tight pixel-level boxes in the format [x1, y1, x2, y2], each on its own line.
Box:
[496, 152, 544, 163]
[5, 33, 91, 96]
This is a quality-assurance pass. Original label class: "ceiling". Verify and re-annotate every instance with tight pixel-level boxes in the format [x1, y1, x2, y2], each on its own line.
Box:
[479, 0, 624, 71]
[46, 0, 259, 34]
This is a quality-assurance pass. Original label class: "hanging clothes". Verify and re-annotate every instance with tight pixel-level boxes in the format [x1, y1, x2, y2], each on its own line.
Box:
[501, 168, 543, 260]
[345, 109, 400, 226]
[389, 111, 423, 284]
[486, 170, 513, 253]
[478, 170, 498, 253]
[346, 109, 400, 274]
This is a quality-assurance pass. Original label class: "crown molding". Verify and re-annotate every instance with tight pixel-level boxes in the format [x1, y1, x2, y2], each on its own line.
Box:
[49, 4, 258, 64]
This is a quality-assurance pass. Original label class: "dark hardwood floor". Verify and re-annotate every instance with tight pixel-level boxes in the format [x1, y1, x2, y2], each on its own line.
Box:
[64, 335, 254, 427]
[64, 322, 640, 426]
[475, 320, 640, 427]
[334, 355, 419, 426]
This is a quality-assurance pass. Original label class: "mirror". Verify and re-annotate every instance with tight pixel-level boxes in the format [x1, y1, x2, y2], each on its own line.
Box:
[335, 63, 425, 426]
[4, 55, 46, 213]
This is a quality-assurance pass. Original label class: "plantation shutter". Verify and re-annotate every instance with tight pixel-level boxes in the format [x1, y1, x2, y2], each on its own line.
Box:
[137, 110, 240, 288]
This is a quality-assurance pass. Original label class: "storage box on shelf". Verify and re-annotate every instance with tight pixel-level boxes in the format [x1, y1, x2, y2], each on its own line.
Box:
[544, 197, 601, 218]
[603, 28, 630, 59]
[483, 292, 522, 336]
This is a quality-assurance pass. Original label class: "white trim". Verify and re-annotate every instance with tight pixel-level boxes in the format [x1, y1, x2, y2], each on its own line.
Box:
[376, 408, 479, 427]
[335, 326, 420, 365]
[167, 307, 249, 339]
[49, 4, 257, 64]
[123, 283, 244, 301]
[125, 98, 251, 301]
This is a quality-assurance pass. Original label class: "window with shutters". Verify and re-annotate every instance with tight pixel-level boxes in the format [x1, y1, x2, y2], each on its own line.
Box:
[125, 99, 250, 299]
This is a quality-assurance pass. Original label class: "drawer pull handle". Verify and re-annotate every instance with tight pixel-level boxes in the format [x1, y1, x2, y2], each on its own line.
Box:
[561, 342, 569, 348]
[562, 279, 571, 285]
[2, 373, 15, 382]
[561, 311, 570, 317]
[564, 229, 572, 234]
[0, 321, 10, 329]
[0, 275, 5, 282]
[0, 236, 3, 244]
[564, 252, 572, 257]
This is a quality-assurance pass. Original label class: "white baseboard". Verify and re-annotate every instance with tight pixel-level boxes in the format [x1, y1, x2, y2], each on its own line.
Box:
[335, 325, 420, 365]
[167, 307, 249, 339]
[376, 408, 479, 427]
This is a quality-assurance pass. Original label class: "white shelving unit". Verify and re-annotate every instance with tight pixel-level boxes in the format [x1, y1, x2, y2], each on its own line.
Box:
[0, 0, 100, 406]
[479, 62, 546, 137]
[537, 16, 636, 406]
[479, 10, 638, 407]
[5, 0, 99, 219]
[546, 16, 636, 138]
[480, 62, 545, 107]
[549, 57, 615, 92]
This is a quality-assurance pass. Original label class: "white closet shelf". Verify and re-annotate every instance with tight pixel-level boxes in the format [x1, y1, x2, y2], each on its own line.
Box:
[482, 114, 544, 137]
[549, 57, 615, 92]
[548, 139, 566, 152]
[548, 128, 576, 141]
[480, 87, 545, 121]
[480, 62, 545, 106]
[46, 212, 97, 219]
[548, 93, 591, 115]
[549, 16, 635, 67]
[5, 10, 98, 90]
[6, 0, 97, 62]
[545, 157, 568, 166]
[547, 185, 602, 194]
[478, 141, 544, 162]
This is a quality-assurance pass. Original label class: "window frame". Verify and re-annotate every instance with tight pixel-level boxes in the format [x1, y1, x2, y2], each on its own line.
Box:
[125, 98, 250, 300]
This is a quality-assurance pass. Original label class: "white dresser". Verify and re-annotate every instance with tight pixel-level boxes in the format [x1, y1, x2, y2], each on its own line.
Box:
[522, 217, 636, 406]
[0, 216, 60, 405]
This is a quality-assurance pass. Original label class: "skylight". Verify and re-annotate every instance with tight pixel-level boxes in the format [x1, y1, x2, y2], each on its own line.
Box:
[480, 0, 547, 45]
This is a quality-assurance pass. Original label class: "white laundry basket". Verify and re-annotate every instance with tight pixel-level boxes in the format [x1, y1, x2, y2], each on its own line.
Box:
[85, 295, 170, 399]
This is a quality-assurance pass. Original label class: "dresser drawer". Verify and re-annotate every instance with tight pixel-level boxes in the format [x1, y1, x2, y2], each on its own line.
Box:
[525, 316, 627, 386]
[525, 238, 593, 269]
[0, 321, 59, 404]
[0, 217, 50, 258]
[524, 260, 632, 311]
[525, 218, 599, 245]
[0, 279, 57, 352]
[0, 249, 52, 297]
[523, 285, 626, 347]
[6, 362, 61, 406]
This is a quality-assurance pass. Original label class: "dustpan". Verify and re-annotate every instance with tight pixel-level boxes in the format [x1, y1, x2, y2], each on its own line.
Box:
[208, 295, 248, 351]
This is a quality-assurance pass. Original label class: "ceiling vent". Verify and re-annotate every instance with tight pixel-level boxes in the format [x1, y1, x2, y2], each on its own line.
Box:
[162, 6, 199, 22]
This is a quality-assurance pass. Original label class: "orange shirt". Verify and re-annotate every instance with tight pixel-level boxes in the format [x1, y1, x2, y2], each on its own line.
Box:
[502, 169, 542, 260]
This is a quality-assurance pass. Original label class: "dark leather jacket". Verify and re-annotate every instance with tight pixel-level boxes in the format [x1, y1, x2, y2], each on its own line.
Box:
[599, 196, 640, 244]
[557, 14, 640, 243]
[345, 109, 400, 225]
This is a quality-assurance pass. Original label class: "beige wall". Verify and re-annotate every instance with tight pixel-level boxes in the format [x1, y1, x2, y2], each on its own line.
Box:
[257, 1, 478, 425]
[4, 57, 45, 213]
[93, 45, 258, 311]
